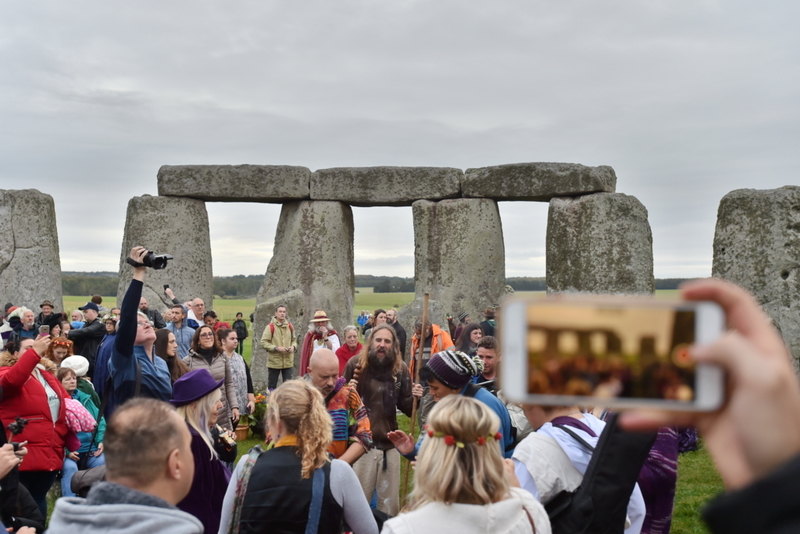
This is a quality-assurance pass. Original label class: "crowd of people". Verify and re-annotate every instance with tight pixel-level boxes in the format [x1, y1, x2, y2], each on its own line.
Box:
[1, 248, 799, 533]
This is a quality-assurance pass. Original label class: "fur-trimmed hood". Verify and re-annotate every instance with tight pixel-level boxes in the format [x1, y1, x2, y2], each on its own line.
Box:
[0, 350, 58, 372]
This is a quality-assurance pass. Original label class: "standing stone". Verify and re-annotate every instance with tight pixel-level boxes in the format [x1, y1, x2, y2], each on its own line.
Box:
[117, 195, 213, 314]
[547, 193, 654, 294]
[463, 162, 617, 201]
[251, 201, 354, 390]
[0, 190, 63, 312]
[399, 199, 506, 341]
[713, 186, 800, 365]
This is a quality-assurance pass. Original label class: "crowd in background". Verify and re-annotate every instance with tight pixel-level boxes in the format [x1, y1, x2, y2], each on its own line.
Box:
[1, 253, 800, 533]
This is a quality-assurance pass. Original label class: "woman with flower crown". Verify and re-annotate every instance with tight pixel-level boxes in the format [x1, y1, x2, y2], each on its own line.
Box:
[383, 394, 551, 534]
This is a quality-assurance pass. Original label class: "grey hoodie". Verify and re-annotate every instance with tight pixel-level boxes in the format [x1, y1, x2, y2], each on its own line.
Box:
[46, 482, 203, 534]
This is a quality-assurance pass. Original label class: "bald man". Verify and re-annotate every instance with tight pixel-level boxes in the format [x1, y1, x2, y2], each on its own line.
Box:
[307, 349, 372, 465]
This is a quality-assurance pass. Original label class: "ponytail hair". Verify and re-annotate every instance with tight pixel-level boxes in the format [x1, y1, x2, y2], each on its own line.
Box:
[267, 380, 332, 478]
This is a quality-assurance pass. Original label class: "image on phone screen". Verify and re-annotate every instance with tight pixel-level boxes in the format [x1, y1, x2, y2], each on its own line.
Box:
[526, 304, 697, 402]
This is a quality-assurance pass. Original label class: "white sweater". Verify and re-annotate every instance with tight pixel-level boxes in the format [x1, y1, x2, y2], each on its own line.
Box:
[381, 487, 551, 534]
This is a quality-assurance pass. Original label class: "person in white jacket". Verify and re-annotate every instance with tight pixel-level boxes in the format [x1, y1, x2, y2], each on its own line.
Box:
[382, 395, 551, 534]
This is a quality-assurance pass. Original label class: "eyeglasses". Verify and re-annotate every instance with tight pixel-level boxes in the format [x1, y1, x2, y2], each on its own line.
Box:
[137, 321, 153, 328]
[199, 332, 215, 338]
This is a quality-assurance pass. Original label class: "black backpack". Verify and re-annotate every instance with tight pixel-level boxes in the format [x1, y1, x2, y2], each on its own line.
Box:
[544, 413, 656, 534]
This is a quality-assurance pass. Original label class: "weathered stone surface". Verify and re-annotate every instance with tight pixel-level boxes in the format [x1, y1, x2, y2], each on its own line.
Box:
[158, 165, 311, 202]
[547, 193, 654, 294]
[399, 199, 505, 334]
[310, 167, 462, 206]
[0, 190, 63, 312]
[252, 201, 354, 388]
[117, 195, 213, 312]
[463, 162, 616, 201]
[713, 186, 800, 365]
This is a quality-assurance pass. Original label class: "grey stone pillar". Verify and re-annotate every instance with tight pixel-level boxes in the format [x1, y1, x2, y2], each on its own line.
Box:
[398, 198, 506, 350]
[251, 201, 355, 390]
[547, 193, 654, 294]
[117, 195, 213, 313]
[713, 186, 800, 365]
[0, 190, 63, 312]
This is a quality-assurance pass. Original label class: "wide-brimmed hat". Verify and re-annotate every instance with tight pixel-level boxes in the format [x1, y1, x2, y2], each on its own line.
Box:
[40, 300, 55, 309]
[310, 310, 329, 323]
[170, 369, 223, 406]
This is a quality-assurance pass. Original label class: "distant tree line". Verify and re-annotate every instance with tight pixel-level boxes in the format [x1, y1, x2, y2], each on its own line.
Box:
[61, 272, 693, 296]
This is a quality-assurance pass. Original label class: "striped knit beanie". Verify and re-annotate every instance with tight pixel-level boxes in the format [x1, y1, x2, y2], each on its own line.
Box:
[427, 350, 484, 389]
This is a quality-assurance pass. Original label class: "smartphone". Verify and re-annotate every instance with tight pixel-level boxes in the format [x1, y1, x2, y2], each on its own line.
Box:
[163, 284, 170, 290]
[39, 325, 50, 335]
[501, 296, 725, 411]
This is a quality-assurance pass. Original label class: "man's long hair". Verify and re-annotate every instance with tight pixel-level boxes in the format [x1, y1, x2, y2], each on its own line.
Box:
[357, 323, 402, 375]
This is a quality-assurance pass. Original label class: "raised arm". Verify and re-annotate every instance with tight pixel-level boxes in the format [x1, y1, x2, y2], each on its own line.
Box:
[114, 247, 148, 359]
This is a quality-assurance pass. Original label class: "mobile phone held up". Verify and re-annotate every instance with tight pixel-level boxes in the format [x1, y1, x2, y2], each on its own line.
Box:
[501, 296, 725, 411]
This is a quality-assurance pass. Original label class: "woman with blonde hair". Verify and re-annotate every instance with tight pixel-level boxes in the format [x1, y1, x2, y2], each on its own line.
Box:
[218, 379, 377, 534]
[383, 395, 551, 534]
[172, 368, 234, 534]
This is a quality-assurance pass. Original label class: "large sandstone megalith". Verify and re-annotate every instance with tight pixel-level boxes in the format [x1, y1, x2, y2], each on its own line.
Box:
[117, 195, 213, 312]
[251, 201, 355, 390]
[158, 165, 311, 202]
[0, 190, 63, 312]
[547, 193, 654, 294]
[462, 162, 617, 201]
[311, 167, 462, 206]
[399, 198, 506, 343]
[713, 186, 800, 364]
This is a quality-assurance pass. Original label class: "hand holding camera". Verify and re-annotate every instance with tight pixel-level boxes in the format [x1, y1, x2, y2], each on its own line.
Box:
[126, 245, 172, 270]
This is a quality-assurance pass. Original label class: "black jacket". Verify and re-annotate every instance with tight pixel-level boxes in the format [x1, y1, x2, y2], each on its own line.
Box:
[703, 453, 800, 534]
[68, 318, 106, 374]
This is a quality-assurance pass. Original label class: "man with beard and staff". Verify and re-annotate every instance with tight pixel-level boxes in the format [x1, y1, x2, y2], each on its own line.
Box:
[343, 324, 419, 516]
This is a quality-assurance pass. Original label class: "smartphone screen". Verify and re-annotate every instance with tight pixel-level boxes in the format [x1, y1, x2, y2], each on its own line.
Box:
[502, 298, 724, 410]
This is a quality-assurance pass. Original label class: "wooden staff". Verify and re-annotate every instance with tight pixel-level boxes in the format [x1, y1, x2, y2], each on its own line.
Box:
[401, 292, 429, 506]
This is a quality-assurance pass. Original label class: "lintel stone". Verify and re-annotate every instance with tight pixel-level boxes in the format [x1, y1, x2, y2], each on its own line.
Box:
[310, 166, 462, 206]
[463, 162, 616, 201]
[158, 165, 311, 202]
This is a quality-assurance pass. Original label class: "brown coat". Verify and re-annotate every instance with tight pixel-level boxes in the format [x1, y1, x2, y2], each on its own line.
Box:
[343, 356, 413, 450]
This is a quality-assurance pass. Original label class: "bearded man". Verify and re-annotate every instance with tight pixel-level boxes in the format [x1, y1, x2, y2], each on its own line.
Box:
[343, 324, 418, 516]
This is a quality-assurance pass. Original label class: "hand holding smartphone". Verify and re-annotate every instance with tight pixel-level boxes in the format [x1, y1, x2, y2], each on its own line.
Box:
[501, 296, 725, 411]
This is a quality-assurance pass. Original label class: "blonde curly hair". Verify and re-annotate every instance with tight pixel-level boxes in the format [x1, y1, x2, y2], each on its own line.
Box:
[407, 395, 510, 510]
[267, 379, 332, 478]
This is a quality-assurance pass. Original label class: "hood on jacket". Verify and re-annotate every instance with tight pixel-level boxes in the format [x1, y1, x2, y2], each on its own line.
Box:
[47, 483, 203, 534]
[0, 350, 57, 373]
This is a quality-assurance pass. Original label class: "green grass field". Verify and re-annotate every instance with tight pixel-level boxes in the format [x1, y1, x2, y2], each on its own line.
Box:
[64, 290, 721, 531]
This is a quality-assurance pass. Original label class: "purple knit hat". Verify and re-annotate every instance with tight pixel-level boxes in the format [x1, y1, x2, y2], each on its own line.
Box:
[426, 350, 484, 389]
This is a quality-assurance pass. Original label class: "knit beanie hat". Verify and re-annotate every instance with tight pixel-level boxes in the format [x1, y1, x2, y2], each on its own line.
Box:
[457, 311, 469, 322]
[426, 350, 484, 389]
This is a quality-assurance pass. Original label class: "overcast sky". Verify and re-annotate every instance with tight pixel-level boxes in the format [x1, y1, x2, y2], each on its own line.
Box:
[2, 1, 798, 279]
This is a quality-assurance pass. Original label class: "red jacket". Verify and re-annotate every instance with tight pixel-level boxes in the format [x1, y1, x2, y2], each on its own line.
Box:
[0, 348, 70, 472]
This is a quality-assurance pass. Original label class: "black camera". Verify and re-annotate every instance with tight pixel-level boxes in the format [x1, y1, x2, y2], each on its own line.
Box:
[127, 251, 173, 270]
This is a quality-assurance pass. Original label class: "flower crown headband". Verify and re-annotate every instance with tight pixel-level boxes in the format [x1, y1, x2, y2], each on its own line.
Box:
[424, 424, 501, 448]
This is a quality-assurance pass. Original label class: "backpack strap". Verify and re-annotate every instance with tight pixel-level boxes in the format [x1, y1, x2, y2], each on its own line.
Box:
[305, 467, 326, 534]
[462, 382, 482, 398]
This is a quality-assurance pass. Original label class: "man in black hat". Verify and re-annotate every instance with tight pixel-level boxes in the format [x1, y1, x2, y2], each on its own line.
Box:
[35, 299, 63, 331]
[68, 301, 106, 377]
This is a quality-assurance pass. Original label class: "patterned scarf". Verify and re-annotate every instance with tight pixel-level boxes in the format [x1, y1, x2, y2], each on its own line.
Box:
[226, 445, 264, 534]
